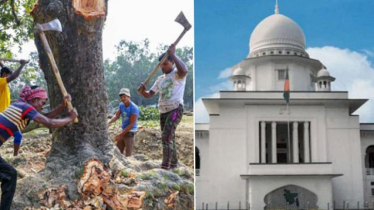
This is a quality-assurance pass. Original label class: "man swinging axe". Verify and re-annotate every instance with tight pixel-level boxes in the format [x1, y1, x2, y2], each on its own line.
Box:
[138, 12, 191, 170]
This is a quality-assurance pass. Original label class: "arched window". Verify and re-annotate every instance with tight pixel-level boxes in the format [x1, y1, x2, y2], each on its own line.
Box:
[323, 81, 327, 88]
[195, 147, 200, 176]
[366, 146, 374, 168]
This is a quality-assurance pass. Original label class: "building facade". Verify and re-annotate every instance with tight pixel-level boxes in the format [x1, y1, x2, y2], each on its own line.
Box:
[196, 5, 374, 210]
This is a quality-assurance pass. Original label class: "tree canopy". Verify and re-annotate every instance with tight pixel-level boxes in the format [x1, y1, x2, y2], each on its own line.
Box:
[6, 39, 194, 112]
[105, 39, 194, 111]
[0, 0, 36, 57]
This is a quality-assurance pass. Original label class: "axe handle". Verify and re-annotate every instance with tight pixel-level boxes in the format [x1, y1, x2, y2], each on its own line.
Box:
[39, 31, 78, 123]
[137, 28, 189, 95]
[0, 58, 29, 63]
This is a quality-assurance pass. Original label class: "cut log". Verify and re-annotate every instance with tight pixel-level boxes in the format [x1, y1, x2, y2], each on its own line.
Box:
[72, 0, 106, 19]
[77, 159, 112, 196]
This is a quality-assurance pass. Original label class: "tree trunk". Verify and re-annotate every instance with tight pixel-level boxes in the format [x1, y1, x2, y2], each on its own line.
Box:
[30, 0, 121, 200]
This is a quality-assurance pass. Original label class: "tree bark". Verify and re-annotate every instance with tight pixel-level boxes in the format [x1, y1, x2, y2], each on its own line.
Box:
[30, 0, 121, 199]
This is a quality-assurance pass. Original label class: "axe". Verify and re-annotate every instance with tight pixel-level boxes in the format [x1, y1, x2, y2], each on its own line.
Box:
[0, 58, 30, 63]
[137, 11, 192, 95]
[34, 19, 78, 123]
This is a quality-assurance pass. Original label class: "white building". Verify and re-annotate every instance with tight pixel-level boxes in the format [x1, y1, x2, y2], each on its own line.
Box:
[195, 4, 374, 210]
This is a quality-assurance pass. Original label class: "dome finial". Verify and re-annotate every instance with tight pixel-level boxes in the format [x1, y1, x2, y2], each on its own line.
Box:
[275, 0, 279, 14]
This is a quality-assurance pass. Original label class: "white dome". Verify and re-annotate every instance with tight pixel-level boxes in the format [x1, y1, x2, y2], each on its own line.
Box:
[233, 67, 245, 76]
[317, 68, 330, 77]
[249, 14, 306, 54]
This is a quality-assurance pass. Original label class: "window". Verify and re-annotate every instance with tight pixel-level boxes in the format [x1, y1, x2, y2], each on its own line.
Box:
[278, 69, 286, 80]
[372, 188, 374, 195]
[371, 182, 374, 185]
[259, 121, 311, 163]
[195, 147, 200, 176]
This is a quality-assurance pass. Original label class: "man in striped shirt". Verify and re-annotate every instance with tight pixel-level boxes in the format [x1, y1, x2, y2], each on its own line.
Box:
[0, 60, 29, 153]
[0, 85, 77, 210]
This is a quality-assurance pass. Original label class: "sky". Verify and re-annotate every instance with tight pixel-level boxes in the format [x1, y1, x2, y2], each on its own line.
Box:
[195, 0, 374, 123]
[13, 0, 194, 61]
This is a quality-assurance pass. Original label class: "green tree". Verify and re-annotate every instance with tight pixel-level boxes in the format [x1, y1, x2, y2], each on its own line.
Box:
[104, 39, 194, 110]
[0, 0, 36, 57]
[7, 51, 48, 102]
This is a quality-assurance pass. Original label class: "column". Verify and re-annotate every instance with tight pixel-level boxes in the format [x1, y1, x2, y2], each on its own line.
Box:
[304, 122, 310, 163]
[293, 122, 299, 163]
[261, 122, 266, 163]
[271, 122, 277, 163]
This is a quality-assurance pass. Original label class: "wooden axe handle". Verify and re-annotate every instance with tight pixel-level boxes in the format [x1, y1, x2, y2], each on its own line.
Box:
[38, 31, 78, 123]
[0, 58, 30, 63]
[138, 29, 189, 95]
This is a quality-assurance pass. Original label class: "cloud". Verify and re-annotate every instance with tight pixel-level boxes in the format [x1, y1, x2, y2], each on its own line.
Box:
[195, 93, 220, 123]
[195, 66, 233, 123]
[362, 49, 374, 58]
[196, 46, 374, 123]
[195, 80, 231, 123]
[307, 46, 374, 122]
[217, 68, 232, 79]
[209, 80, 233, 93]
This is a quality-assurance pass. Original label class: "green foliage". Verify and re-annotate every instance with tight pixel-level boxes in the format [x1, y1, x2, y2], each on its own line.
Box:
[74, 169, 84, 179]
[162, 175, 170, 181]
[104, 39, 193, 110]
[172, 168, 180, 175]
[138, 106, 159, 121]
[138, 120, 159, 128]
[6, 51, 48, 102]
[160, 181, 168, 191]
[138, 170, 157, 180]
[172, 183, 181, 191]
[145, 191, 154, 199]
[120, 169, 129, 177]
[181, 181, 194, 195]
[0, 0, 36, 56]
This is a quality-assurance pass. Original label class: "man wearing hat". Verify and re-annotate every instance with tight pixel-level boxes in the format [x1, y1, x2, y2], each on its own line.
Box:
[108, 88, 139, 156]
[0, 85, 77, 210]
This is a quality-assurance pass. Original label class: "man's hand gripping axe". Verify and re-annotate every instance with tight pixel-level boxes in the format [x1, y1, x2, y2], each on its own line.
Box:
[137, 12, 192, 95]
[34, 19, 78, 123]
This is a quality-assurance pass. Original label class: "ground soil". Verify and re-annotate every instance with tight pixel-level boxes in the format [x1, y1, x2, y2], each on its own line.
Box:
[0, 115, 194, 184]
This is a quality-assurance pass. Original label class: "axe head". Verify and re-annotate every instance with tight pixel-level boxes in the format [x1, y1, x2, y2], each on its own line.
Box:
[175, 12, 191, 31]
[35, 18, 62, 33]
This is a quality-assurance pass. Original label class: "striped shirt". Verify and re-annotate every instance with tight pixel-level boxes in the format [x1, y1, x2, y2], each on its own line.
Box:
[0, 100, 39, 144]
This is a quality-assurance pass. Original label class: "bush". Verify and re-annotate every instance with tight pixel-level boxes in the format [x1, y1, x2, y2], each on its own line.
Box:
[139, 106, 159, 121]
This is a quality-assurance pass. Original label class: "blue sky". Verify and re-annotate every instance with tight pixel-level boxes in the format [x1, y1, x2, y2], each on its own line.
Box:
[195, 0, 374, 123]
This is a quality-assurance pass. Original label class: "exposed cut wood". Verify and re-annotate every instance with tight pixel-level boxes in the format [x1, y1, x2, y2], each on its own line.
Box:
[30, 1, 39, 15]
[128, 191, 146, 209]
[164, 191, 179, 207]
[72, 0, 106, 20]
[37, 184, 72, 208]
[77, 158, 112, 196]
